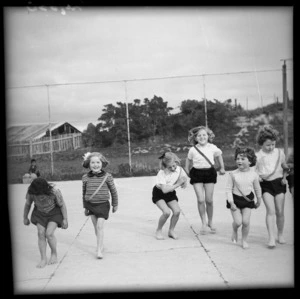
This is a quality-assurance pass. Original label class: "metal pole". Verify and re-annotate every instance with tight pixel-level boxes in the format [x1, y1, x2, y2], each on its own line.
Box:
[203, 76, 208, 128]
[124, 81, 132, 173]
[282, 60, 289, 157]
[46, 85, 54, 175]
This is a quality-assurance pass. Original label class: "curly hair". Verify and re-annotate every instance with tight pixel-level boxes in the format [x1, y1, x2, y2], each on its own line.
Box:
[188, 125, 215, 145]
[235, 146, 257, 167]
[256, 124, 279, 146]
[27, 177, 54, 196]
[82, 152, 109, 169]
[158, 151, 181, 169]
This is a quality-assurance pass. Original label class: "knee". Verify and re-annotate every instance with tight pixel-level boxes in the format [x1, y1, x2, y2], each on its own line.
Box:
[235, 220, 242, 227]
[205, 199, 213, 206]
[37, 231, 46, 240]
[162, 211, 171, 219]
[45, 231, 54, 240]
[172, 210, 181, 218]
[242, 220, 250, 228]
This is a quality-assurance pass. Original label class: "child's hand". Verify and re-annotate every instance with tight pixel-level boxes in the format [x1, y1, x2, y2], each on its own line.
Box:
[230, 202, 237, 211]
[181, 180, 188, 189]
[259, 177, 263, 182]
[255, 201, 261, 209]
[84, 209, 89, 216]
[62, 219, 68, 229]
[219, 168, 226, 175]
[23, 218, 30, 226]
[281, 178, 287, 185]
[112, 206, 118, 213]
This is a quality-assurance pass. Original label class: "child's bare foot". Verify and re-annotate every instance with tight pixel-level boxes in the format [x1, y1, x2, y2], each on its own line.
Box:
[168, 230, 178, 240]
[277, 235, 286, 244]
[156, 230, 164, 240]
[208, 223, 217, 233]
[97, 249, 103, 259]
[242, 241, 249, 249]
[267, 239, 276, 248]
[36, 259, 47, 268]
[231, 230, 238, 243]
[199, 225, 208, 235]
[48, 254, 58, 265]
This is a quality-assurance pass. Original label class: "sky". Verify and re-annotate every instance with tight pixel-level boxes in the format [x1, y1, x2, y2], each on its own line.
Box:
[4, 6, 293, 132]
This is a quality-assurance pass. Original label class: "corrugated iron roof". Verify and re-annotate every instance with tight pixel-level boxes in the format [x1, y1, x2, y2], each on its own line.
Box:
[7, 122, 81, 143]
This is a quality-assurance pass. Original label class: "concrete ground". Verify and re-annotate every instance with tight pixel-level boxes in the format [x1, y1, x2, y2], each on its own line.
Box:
[7, 173, 294, 294]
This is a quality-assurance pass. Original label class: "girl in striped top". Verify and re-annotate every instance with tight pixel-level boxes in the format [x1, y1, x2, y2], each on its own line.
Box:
[226, 147, 262, 249]
[82, 152, 118, 259]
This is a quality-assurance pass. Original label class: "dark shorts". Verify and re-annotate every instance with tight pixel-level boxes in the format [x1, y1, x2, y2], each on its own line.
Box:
[84, 201, 110, 220]
[31, 205, 63, 228]
[226, 192, 255, 210]
[189, 167, 217, 185]
[260, 177, 286, 197]
[152, 186, 178, 204]
[287, 174, 294, 191]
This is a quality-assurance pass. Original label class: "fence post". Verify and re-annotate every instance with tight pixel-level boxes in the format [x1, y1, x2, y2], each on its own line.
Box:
[29, 140, 33, 158]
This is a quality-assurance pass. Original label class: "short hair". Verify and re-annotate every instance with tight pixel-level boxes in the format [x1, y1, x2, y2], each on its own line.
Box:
[158, 151, 181, 169]
[188, 126, 215, 145]
[31, 159, 36, 163]
[234, 146, 257, 167]
[28, 177, 54, 196]
[82, 152, 109, 169]
[256, 124, 279, 146]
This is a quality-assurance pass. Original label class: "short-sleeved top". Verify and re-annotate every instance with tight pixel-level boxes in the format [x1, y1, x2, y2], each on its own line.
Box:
[256, 148, 285, 181]
[187, 143, 222, 169]
[155, 166, 188, 186]
[226, 169, 262, 202]
[25, 188, 64, 213]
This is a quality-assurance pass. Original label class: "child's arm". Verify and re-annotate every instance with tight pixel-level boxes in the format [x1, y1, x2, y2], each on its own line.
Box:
[23, 202, 31, 225]
[23, 193, 32, 225]
[107, 175, 118, 213]
[215, 154, 226, 175]
[253, 175, 262, 209]
[185, 158, 192, 176]
[225, 173, 237, 211]
[159, 177, 186, 194]
[54, 189, 68, 229]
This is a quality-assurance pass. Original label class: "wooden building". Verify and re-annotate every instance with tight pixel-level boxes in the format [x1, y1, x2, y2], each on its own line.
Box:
[7, 122, 82, 157]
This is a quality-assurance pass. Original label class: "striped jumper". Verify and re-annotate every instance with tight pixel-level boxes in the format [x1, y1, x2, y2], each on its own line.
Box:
[82, 171, 118, 207]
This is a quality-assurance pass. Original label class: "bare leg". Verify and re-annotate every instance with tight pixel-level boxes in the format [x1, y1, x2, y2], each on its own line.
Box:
[46, 222, 58, 265]
[167, 200, 181, 239]
[231, 208, 242, 244]
[204, 183, 216, 233]
[241, 208, 251, 249]
[155, 200, 171, 240]
[36, 224, 47, 268]
[193, 183, 208, 234]
[96, 218, 105, 259]
[263, 193, 276, 248]
[275, 194, 286, 244]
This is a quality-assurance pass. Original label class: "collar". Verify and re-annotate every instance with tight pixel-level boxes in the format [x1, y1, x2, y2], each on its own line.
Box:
[87, 170, 106, 177]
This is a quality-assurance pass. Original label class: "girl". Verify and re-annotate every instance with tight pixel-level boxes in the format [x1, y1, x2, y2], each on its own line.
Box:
[185, 126, 225, 234]
[23, 178, 68, 268]
[152, 151, 188, 240]
[255, 125, 289, 248]
[82, 152, 118, 259]
[226, 147, 262, 249]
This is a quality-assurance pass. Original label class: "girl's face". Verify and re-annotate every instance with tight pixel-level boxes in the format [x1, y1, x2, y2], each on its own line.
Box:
[195, 129, 208, 145]
[236, 154, 251, 171]
[262, 139, 276, 153]
[90, 156, 102, 173]
[165, 161, 177, 173]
